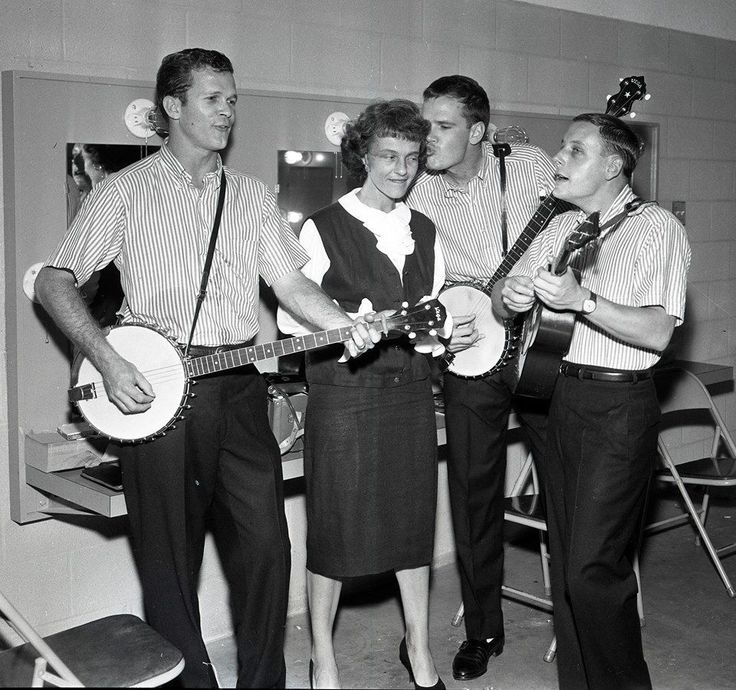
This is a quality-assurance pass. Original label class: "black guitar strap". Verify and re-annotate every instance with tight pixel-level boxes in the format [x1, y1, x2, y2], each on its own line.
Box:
[183, 170, 227, 356]
[492, 143, 511, 256]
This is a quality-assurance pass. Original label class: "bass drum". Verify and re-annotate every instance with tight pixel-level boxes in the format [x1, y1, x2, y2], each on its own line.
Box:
[438, 282, 519, 379]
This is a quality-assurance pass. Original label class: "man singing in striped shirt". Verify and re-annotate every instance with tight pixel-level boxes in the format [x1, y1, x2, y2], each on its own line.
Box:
[407, 75, 556, 682]
[494, 113, 690, 688]
[36, 48, 381, 688]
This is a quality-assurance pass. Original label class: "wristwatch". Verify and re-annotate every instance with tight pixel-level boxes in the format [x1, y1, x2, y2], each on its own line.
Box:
[581, 290, 598, 315]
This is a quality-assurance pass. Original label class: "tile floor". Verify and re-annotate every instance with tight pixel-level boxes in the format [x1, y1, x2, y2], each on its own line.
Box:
[207, 486, 736, 689]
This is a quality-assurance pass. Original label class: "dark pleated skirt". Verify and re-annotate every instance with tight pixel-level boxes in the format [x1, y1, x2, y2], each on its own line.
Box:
[304, 378, 438, 578]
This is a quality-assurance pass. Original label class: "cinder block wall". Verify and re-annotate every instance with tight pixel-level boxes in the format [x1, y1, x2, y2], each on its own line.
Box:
[1, 0, 734, 643]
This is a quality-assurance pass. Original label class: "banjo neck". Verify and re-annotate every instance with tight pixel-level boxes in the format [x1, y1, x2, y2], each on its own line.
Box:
[186, 326, 354, 378]
[482, 193, 560, 292]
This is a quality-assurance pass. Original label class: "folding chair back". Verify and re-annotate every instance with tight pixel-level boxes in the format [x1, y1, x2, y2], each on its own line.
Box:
[650, 367, 736, 597]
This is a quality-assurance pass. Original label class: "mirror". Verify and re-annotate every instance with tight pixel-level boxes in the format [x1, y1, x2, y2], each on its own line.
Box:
[66, 143, 159, 328]
[276, 150, 361, 232]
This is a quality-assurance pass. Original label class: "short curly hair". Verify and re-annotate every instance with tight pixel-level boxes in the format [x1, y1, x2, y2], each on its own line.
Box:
[341, 99, 431, 181]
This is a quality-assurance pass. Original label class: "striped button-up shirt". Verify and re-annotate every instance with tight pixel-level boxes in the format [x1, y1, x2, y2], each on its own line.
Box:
[510, 186, 691, 370]
[407, 141, 556, 282]
[46, 144, 308, 346]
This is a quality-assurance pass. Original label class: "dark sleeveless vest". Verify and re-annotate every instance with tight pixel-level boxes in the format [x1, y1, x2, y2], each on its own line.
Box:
[305, 201, 436, 388]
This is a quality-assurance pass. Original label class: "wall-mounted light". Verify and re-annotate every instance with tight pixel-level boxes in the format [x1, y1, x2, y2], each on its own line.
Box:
[123, 98, 167, 139]
[283, 150, 303, 164]
[324, 112, 350, 146]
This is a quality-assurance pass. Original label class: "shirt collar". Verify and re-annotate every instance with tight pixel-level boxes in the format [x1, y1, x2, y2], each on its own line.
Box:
[599, 185, 636, 226]
[158, 141, 224, 188]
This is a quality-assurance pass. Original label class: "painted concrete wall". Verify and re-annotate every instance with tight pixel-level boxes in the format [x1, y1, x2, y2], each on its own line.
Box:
[1, 0, 735, 644]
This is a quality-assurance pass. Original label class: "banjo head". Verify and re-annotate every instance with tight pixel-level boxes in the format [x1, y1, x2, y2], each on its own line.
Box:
[439, 283, 513, 378]
[75, 325, 188, 442]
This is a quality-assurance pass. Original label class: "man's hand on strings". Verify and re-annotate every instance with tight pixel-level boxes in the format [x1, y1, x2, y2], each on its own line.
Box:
[447, 312, 482, 354]
[532, 265, 585, 312]
[100, 354, 156, 414]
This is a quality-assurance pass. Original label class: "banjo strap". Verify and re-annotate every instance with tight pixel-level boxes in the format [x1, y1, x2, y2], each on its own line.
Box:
[492, 143, 511, 257]
[183, 170, 227, 357]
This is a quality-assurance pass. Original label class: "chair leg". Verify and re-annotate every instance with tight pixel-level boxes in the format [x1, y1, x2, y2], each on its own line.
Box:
[31, 658, 46, 688]
[451, 601, 464, 627]
[543, 635, 557, 663]
[664, 456, 736, 597]
[633, 552, 645, 626]
[539, 534, 552, 597]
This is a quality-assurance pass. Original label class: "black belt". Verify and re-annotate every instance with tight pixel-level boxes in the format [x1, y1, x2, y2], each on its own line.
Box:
[180, 342, 251, 357]
[559, 362, 652, 383]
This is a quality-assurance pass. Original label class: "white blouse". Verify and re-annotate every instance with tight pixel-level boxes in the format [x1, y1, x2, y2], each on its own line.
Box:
[277, 189, 450, 354]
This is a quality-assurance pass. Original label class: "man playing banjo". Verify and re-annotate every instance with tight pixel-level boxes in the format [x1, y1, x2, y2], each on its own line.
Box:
[35, 48, 381, 688]
[407, 75, 556, 682]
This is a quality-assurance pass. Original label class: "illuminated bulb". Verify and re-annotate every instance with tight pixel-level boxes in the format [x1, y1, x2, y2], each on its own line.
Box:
[629, 112, 637, 119]
[314, 153, 325, 162]
[286, 211, 304, 224]
[284, 150, 303, 164]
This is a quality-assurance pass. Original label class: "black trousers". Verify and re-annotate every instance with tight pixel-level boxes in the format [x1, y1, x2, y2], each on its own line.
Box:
[119, 367, 291, 688]
[545, 375, 657, 689]
[443, 364, 548, 640]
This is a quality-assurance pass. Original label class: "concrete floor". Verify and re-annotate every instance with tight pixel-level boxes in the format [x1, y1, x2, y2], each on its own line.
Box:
[207, 487, 736, 689]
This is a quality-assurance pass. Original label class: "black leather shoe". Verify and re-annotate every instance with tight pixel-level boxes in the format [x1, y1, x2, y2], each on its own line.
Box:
[452, 637, 505, 681]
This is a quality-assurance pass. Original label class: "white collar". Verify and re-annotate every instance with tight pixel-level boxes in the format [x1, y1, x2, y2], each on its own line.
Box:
[339, 188, 415, 257]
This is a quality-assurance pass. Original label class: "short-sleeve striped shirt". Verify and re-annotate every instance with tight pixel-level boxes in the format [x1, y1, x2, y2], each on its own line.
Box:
[510, 186, 692, 370]
[45, 144, 308, 346]
[407, 141, 555, 282]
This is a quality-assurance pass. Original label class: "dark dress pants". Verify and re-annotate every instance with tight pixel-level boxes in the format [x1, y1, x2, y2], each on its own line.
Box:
[119, 367, 291, 688]
[443, 364, 548, 640]
[545, 375, 657, 689]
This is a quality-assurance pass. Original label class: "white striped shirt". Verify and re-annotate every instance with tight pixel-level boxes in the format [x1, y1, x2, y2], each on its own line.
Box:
[510, 186, 692, 370]
[407, 141, 556, 282]
[45, 144, 308, 346]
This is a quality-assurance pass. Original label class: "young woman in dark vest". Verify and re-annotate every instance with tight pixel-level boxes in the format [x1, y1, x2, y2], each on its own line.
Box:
[278, 100, 449, 690]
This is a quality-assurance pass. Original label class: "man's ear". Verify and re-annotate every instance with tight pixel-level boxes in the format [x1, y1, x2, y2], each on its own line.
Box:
[163, 95, 181, 121]
[469, 121, 486, 145]
[605, 154, 624, 180]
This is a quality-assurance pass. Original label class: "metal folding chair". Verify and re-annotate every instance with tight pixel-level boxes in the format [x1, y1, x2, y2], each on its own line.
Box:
[648, 366, 736, 597]
[0, 588, 184, 687]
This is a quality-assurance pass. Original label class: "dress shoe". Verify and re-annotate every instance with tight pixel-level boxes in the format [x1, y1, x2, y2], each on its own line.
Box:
[399, 637, 445, 690]
[452, 637, 505, 680]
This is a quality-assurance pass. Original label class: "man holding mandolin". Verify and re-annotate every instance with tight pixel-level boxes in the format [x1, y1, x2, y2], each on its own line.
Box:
[35, 48, 384, 688]
[493, 112, 690, 688]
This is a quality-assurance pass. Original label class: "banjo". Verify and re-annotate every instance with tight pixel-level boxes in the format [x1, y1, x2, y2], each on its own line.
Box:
[438, 76, 650, 380]
[68, 299, 447, 443]
[438, 194, 560, 378]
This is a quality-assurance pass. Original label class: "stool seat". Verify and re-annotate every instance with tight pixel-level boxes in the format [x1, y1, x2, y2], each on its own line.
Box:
[0, 613, 184, 687]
